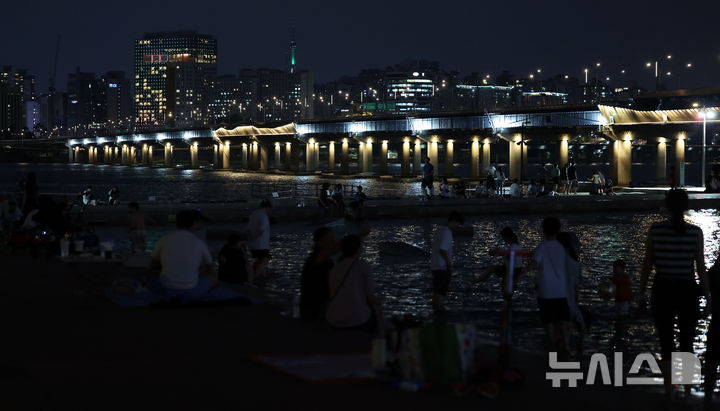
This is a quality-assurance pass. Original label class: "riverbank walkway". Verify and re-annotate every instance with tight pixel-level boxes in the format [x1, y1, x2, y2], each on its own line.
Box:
[73, 187, 720, 226]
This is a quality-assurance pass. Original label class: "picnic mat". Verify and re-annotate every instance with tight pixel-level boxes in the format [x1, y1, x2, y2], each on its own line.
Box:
[253, 353, 376, 383]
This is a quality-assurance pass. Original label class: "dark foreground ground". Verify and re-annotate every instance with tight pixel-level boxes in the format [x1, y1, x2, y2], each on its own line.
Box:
[0, 249, 712, 411]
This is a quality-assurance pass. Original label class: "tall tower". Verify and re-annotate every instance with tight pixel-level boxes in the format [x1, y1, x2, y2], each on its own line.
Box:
[134, 31, 217, 131]
[289, 28, 296, 74]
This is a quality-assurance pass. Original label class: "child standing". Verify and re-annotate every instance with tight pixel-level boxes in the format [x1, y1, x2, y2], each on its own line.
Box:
[612, 259, 632, 316]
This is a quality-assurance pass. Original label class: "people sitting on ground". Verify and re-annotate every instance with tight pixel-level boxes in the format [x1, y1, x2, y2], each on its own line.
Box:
[248, 199, 272, 279]
[439, 178, 451, 199]
[318, 182, 334, 212]
[300, 227, 338, 322]
[474, 183, 489, 198]
[326, 234, 383, 333]
[81, 186, 94, 211]
[454, 179, 467, 199]
[331, 183, 345, 217]
[537, 178, 549, 196]
[604, 176, 615, 195]
[108, 186, 120, 205]
[509, 179, 522, 198]
[526, 179, 538, 197]
[485, 173, 496, 198]
[148, 210, 216, 296]
[128, 201, 155, 253]
[218, 233, 252, 285]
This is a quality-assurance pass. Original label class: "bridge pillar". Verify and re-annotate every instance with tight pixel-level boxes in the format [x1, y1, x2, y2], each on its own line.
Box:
[380, 140, 388, 174]
[260, 143, 269, 171]
[190, 142, 199, 169]
[559, 135, 569, 166]
[274, 142, 282, 169]
[364, 140, 373, 173]
[611, 135, 632, 186]
[164, 143, 174, 168]
[445, 139, 454, 177]
[130, 146, 137, 165]
[251, 142, 260, 170]
[121, 145, 128, 166]
[222, 143, 231, 169]
[413, 139, 422, 175]
[482, 140, 491, 174]
[284, 142, 293, 172]
[87, 147, 94, 164]
[68, 147, 74, 163]
[314, 141, 320, 172]
[141, 144, 149, 165]
[470, 139, 480, 178]
[113, 146, 119, 165]
[358, 142, 364, 174]
[508, 136, 522, 181]
[241, 143, 249, 169]
[305, 141, 316, 173]
[656, 139, 667, 182]
[341, 139, 349, 174]
[675, 135, 686, 187]
[148, 146, 153, 166]
[429, 137, 438, 177]
[328, 142, 335, 172]
[402, 138, 411, 176]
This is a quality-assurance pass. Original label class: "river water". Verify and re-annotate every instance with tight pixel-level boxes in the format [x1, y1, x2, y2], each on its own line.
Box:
[0, 162, 706, 205]
[87, 209, 720, 362]
[3, 163, 719, 367]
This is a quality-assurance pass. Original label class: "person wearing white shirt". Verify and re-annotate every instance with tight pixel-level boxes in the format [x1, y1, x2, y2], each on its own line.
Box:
[509, 179, 522, 198]
[525, 217, 569, 356]
[248, 199, 272, 279]
[430, 211, 464, 314]
[149, 210, 214, 293]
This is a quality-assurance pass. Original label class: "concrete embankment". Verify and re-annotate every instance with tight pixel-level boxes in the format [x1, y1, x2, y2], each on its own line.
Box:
[78, 191, 720, 225]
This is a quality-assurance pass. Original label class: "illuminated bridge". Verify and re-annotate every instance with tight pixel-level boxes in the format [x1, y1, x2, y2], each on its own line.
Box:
[63, 105, 720, 186]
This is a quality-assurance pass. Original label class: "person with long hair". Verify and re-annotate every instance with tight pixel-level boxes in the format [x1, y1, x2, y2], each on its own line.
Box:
[326, 235, 383, 332]
[639, 189, 710, 400]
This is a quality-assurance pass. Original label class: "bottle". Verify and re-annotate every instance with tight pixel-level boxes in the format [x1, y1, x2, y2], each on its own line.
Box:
[292, 293, 301, 319]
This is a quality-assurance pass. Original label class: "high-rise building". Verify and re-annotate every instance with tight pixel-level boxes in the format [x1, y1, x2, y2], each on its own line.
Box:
[39, 92, 67, 136]
[67, 69, 103, 136]
[0, 85, 23, 138]
[386, 71, 434, 112]
[1, 66, 36, 132]
[290, 70, 314, 120]
[210, 73, 257, 124]
[134, 31, 217, 130]
[103, 71, 132, 133]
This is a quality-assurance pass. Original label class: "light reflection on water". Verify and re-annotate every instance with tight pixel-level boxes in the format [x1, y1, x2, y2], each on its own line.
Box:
[266, 211, 720, 358]
[99, 210, 720, 364]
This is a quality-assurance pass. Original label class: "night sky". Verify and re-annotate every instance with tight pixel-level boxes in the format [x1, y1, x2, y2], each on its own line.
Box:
[2, 0, 719, 93]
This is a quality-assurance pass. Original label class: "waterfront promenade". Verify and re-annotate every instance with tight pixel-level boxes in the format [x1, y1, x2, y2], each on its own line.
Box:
[1, 249, 685, 410]
[75, 188, 720, 225]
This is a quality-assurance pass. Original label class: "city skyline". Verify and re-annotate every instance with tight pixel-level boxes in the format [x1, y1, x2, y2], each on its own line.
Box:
[2, 0, 720, 94]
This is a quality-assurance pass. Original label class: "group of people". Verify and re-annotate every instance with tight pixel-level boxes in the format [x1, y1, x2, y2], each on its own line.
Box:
[318, 183, 367, 218]
[421, 159, 609, 200]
